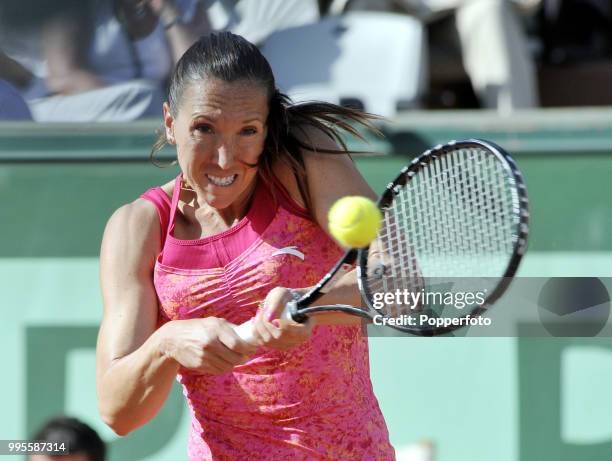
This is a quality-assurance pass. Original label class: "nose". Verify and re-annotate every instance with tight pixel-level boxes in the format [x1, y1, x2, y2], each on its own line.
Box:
[215, 142, 235, 170]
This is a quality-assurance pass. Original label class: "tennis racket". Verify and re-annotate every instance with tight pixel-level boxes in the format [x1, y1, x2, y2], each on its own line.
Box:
[235, 139, 529, 339]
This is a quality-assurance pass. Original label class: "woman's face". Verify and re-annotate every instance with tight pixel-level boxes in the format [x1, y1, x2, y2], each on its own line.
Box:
[164, 78, 269, 211]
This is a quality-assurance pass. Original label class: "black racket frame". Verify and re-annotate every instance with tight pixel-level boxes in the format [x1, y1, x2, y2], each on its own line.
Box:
[286, 139, 529, 336]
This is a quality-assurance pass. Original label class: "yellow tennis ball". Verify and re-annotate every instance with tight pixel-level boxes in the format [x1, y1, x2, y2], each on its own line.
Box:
[328, 196, 382, 248]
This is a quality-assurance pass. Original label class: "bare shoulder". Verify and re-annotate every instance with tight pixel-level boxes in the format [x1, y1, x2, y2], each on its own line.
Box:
[271, 124, 355, 208]
[271, 123, 376, 231]
[105, 198, 158, 234]
[101, 198, 161, 269]
[105, 175, 174, 241]
[270, 156, 306, 209]
[291, 122, 341, 153]
[296, 124, 373, 198]
[291, 123, 355, 168]
[159, 179, 174, 200]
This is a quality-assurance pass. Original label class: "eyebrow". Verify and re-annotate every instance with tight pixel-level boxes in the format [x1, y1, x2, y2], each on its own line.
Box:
[191, 114, 264, 124]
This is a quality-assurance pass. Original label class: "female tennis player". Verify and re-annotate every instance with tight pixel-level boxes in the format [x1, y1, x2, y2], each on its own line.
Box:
[97, 32, 395, 460]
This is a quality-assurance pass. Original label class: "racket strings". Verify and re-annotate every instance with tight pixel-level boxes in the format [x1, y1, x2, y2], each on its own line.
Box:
[367, 147, 520, 320]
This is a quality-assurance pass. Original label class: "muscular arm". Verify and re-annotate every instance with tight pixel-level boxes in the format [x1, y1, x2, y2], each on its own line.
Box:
[97, 200, 179, 435]
[98, 198, 256, 434]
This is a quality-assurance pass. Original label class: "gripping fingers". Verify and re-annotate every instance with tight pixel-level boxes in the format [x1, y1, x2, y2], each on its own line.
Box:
[255, 288, 295, 339]
[197, 336, 252, 374]
[199, 353, 237, 375]
[273, 317, 315, 350]
[217, 322, 257, 358]
[254, 314, 283, 343]
[250, 288, 315, 350]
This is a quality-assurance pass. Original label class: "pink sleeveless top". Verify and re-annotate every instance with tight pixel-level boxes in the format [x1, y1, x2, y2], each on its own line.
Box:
[141, 174, 395, 461]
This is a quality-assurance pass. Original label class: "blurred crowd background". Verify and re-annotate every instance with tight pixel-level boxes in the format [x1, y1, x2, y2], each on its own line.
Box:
[1, 0, 612, 122]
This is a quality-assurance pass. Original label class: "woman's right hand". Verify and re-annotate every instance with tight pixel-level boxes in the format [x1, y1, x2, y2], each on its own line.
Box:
[160, 317, 258, 375]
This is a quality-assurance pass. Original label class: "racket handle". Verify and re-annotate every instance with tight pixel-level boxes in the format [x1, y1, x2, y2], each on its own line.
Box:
[234, 319, 256, 343]
[233, 305, 295, 344]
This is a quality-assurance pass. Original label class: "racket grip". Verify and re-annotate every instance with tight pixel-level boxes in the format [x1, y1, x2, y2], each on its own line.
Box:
[233, 304, 295, 345]
[234, 319, 256, 343]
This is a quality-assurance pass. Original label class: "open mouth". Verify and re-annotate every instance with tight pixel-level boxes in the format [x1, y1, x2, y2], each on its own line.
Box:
[206, 174, 237, 187]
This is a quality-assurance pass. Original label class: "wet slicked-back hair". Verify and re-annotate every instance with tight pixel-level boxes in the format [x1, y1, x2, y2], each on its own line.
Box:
[166, 32, 273, 116]
[152, 32, 379, 212]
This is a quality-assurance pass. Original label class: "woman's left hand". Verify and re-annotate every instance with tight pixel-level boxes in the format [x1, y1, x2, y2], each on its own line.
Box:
[250, 287, 315, 351]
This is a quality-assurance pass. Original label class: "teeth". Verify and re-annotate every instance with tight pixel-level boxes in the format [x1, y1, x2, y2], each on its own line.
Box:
[206, 174, 237, 186]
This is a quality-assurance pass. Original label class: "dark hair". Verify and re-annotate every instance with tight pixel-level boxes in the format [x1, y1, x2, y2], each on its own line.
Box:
[32, 416, 106, 461]
[152, 32, 380, 211]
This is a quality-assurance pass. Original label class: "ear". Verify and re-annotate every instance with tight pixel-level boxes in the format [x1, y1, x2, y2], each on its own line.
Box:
[163, 102, 176, 145]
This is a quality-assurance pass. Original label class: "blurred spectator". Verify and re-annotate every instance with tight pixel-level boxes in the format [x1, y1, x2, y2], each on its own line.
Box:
[0, 0, 320, 122]
[342, 0, 540, 113]
[0, 79, 32, 120]
[28, 416, 106, 461]
[206, 0, 320, 45]
[0, 49, 33, 90]
[0, 0, 209, 122]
